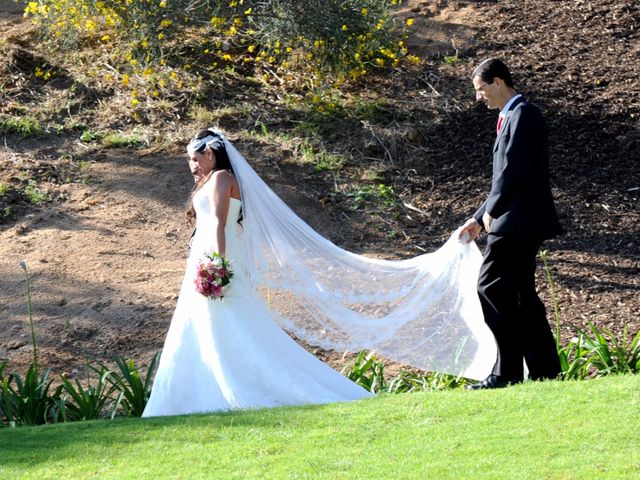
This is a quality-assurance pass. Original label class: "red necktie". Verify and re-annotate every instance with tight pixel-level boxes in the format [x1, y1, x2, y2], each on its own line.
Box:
[496, 115, 504, 134]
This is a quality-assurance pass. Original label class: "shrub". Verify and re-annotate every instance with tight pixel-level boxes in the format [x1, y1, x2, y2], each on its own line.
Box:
[342, 350, 387, 393]
[91, 353, 160, 417]
[1, 365, 58, 426]
[25, 0, 409, 90]
[0, 116, 43, 136]
[23, 180, 49, 205]
[55, 366, 119, 421]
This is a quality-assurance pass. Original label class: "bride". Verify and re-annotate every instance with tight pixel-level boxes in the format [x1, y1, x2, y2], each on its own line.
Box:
[142, 129, 495, 417]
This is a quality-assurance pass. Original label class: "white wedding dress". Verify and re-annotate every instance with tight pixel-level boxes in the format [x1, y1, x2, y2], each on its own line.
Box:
[142, 181, 373, 417]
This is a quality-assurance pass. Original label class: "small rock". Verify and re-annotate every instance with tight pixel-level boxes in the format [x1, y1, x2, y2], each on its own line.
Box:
[7, 340, 27, 350]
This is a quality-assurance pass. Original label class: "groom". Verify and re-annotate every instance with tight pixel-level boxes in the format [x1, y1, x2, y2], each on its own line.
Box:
[459, 58, 562, 389]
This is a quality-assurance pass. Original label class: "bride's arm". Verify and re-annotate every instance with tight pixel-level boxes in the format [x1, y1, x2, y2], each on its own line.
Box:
[209, 171, 234, 256]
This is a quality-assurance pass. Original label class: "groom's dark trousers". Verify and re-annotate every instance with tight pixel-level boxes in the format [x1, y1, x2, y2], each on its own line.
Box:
[477, 234, 559, 380]
[474, 96, 562, 381]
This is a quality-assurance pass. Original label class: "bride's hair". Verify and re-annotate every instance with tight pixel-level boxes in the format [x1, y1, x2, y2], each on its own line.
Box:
[186, 129, 237, 226]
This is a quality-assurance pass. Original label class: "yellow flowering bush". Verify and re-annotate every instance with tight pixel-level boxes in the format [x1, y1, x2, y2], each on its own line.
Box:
[23, 0, 414, 121]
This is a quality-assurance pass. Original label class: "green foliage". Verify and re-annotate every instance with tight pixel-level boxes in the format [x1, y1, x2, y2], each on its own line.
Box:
[299, 141, 345, 172]
[0, 116, 43, 136]
[539, 250, 640, 379]
[25, 0, 408, 98]
[342, 351, 387, 393]
[387, 370, 468, 393]
[0, 365, 57, 426]
[92, 353, 159, 417]
[348, 183, 397, 209]
[102, 132, 147, 148]
[0, 206, 15, 222]
[556, 324, 640, 380]
[443, 54, 461, 65]
[80, 129, 104, 143]
[0, 182, 8, 197]
[55, 367, 119, 421]
[23, 180, 49, 205]
[343, 351, 470, 394]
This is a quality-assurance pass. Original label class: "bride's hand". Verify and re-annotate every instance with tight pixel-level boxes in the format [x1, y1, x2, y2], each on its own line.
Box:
[458, 218, 482, 243]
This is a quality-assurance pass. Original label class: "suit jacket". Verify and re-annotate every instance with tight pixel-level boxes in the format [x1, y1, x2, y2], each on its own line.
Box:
[474, 96, 562, 240]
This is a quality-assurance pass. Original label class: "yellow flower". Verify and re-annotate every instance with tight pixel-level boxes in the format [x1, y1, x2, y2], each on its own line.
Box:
[244, 7, 252, 14]
[152, 90, 160, 97]
[375, 58, 384, 66]
[160, 19, 172, 28]
[361, 7, 368, 15]
[267, 56, 275, 63]
[354, 52, 361, 61]
[286, 47, 292, 53]
[34, 67, 43, 78]
[159, 0, 166, 7]
[210, 16, 225, 27]
[406, 18, 414, 26]
[142, 40, 149, 49]
[158, 32, 165, 40]
[131, 98, 139, 106]
[100, 34, 111, 42]
[122, 73, 129, 87]
[341, 24, 348, 31]
[142, 67, 153, 76]
[24, 2, 38, 16]
[247, 45, 256, 53]
[222, 54, 232, 61]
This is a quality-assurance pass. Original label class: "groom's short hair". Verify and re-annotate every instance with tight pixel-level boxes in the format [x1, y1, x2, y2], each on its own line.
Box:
[472, 58, 514, 88]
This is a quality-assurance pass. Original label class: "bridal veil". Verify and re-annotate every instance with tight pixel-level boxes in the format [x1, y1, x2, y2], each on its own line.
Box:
[220, 133, 495, 380]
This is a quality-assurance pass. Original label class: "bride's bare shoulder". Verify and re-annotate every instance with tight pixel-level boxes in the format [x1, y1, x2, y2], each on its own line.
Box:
[210, 170, 239, 196]
[210, 169, 236, 185]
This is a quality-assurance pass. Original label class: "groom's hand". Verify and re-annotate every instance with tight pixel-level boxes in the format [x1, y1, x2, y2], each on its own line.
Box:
[458, 218, 482, 243]
[482, 212, 493, 232]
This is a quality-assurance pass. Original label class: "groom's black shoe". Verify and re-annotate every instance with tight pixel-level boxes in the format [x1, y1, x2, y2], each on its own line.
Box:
[466, 374, 522, 390]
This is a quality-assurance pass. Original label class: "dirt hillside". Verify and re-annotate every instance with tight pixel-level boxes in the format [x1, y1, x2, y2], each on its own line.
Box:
[1, 0, 638, 378]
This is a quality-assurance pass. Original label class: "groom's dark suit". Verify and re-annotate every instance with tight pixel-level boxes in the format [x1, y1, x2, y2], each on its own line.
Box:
[473, 95, 562, 381]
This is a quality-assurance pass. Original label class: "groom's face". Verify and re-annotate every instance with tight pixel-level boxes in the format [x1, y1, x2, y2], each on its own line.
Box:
[473, 75, 500, 110]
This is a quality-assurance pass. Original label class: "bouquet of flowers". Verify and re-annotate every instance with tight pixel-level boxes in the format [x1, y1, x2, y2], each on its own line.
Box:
[194, 252, 234, 300]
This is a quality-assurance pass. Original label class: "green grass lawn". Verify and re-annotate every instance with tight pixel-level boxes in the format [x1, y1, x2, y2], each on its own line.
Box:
[1, 375, 639, 479]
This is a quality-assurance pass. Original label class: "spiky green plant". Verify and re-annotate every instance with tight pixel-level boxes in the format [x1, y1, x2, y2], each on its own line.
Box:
[1, 365, 57, 426]
[341, 350, 386, 393]
[92, 353, 159, 417]
[55, 367, 119, 421]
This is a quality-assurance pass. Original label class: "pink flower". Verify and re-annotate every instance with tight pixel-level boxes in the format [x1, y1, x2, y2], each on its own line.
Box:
[194, 252, 233, 300]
